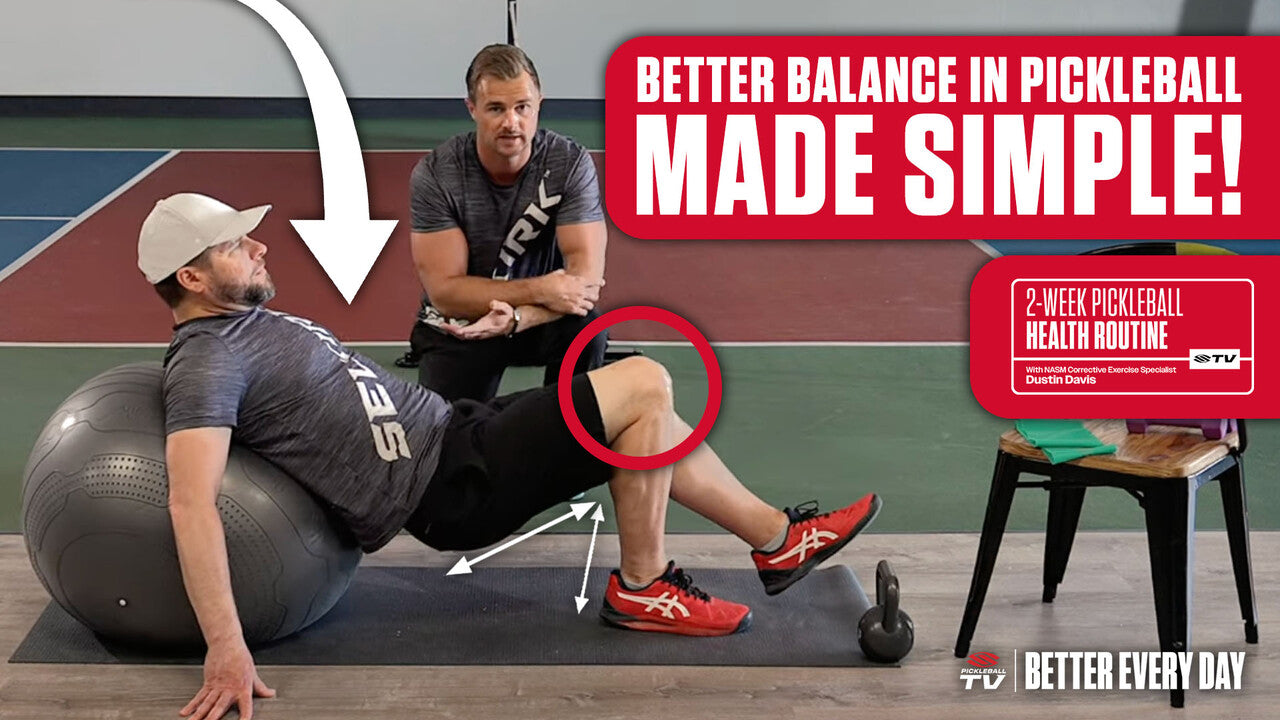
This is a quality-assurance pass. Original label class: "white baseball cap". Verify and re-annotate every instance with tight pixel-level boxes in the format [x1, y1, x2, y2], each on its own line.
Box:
[137, 193, 272, 284]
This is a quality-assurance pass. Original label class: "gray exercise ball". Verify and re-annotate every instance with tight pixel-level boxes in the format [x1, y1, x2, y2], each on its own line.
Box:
[21, 362, 361, 648]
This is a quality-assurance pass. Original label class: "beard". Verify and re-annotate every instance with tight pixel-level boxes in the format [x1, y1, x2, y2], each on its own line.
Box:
[213, 271, 276, 307]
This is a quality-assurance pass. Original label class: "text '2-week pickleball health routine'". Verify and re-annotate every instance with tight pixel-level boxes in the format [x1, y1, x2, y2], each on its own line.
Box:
[603, 36, 1280, 418]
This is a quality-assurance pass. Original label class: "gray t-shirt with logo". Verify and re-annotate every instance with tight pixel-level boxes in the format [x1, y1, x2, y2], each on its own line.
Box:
[163, 307, 452, 551]
[409, 128, 602, 324]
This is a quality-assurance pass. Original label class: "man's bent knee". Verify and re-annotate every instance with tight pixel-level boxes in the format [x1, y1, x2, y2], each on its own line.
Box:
[588, 356, 674, 439]
[616, 356, 673, 411]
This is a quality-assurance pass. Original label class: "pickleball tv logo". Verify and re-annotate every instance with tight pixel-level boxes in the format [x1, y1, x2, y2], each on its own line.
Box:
[1189, 349, 1241, 369]
[961, 652, 1008, 690]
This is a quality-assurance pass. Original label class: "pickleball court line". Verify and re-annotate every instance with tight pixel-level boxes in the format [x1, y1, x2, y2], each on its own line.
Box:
[0, 150, 180, 285]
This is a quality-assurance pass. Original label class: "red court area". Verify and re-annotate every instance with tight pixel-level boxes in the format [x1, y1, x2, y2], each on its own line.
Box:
[0, 152, 989, 343]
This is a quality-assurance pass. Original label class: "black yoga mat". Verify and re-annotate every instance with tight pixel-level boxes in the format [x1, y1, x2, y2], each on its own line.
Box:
[10, 565, 883, 667]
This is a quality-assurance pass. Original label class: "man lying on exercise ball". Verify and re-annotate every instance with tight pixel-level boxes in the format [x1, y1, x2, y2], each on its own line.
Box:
[139, 192, 881, 720]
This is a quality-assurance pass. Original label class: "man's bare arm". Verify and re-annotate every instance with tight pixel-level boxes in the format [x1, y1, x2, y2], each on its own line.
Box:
[557, 220, 607, 284]
[168, 427, 274, 720]
[169, 427, 241, 646]
[411, 228, 602, 320]
[500, 219, 610, 332]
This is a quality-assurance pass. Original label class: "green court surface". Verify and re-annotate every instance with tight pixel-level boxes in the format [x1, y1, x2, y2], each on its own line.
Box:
[3, 114, 1274, 540]
[4, 345, 1275, 536]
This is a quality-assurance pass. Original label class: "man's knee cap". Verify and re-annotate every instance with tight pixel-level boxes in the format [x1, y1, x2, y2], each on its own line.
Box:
[621, 357, 672, 406]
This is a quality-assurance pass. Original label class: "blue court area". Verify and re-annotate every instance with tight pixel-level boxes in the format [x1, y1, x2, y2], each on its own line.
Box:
[985, 238, 1280, 255]
[0, 149, 167, 216]
[0, 219, 68, 269]
[0, 150, 168, 272]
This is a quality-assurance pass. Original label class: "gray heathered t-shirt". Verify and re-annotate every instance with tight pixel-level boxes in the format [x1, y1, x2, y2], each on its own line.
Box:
[410, 128, 603, 324]
[162, 307, 452, 552]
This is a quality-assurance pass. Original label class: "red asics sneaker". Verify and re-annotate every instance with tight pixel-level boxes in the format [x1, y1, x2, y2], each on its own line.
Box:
[600, 562, 753, 636]
[751, 493, 882, 595]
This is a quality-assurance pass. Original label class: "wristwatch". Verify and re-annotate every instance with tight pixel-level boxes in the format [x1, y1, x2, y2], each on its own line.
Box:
[508, 306, 522, 337]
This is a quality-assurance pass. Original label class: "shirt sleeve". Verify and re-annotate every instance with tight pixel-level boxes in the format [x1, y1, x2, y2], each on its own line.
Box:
[410, 155, 460, 233]
[163, 333, 247, 434]
[556, 145, 604, 225]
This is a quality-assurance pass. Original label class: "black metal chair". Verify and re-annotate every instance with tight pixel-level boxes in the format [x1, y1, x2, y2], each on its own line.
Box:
[953, 420, 1258, 708]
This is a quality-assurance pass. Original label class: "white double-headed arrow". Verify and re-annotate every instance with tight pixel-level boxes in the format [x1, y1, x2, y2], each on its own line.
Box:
[446, 502, 596, 576]
[574, 504, 606, 613]
[234, 0, 397, 303]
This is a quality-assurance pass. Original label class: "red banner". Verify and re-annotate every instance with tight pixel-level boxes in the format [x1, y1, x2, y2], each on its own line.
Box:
[969, 255, 1280, 418]
[604, 36, 1276, 240]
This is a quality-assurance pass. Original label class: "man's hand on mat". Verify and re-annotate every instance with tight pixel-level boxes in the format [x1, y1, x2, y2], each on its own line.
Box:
[180, 640, 275, 720]
[438, 300, 516, 340]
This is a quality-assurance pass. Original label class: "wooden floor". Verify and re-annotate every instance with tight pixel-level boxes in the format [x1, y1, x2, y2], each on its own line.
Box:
[1, 530, 1275, 719]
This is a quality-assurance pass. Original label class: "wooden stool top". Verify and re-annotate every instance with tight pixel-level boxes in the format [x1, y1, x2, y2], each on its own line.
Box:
[999, 420, 1240, 478]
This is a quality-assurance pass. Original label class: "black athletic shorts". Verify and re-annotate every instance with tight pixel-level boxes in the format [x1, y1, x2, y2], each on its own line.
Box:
[404, 374, 613, 551]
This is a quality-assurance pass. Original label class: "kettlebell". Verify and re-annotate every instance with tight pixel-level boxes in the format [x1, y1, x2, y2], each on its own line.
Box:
[857, 559, 915, 662]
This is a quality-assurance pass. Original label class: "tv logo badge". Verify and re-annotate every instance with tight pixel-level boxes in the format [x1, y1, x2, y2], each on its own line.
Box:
[961, 652, 1007, 690]
[1189, 349, 1240, 369]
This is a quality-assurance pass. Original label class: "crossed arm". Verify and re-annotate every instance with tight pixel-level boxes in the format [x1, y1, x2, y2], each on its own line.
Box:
[167, 427, 274, 720]
[410, 219, 607, 335]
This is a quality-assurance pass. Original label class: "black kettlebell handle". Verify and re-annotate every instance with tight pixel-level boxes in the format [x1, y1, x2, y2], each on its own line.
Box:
[875, 560, 896, 603]
[874, 559, 901, 633]
[881, 580, 900, 633]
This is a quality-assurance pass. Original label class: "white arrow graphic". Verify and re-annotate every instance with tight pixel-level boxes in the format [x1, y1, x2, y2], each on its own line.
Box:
[447, 502, 596, 576]
[233, 0, 396, 303]
[573, 504, 606, 613]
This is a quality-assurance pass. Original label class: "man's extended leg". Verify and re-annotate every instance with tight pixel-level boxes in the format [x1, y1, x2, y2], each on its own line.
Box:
[588, 356, 789, 580]
[665, 414, 881, 595]
[585, 356, 755, 635]
[588, 356, 880, 603]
